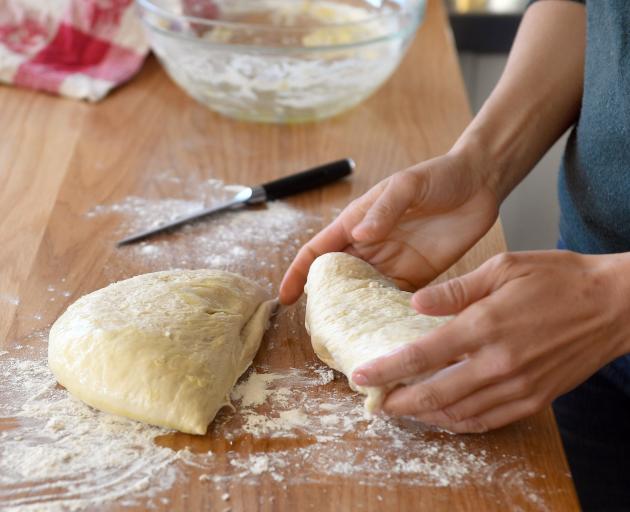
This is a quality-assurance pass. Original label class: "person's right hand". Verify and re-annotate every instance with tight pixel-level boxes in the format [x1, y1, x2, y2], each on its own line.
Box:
[279, 148, 501, 305]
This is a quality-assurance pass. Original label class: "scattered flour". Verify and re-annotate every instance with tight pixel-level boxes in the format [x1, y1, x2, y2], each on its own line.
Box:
[278, 408, 308, 428]
[233, 455, 269, 475]
[320, 414, 340, 427]
[86, 174, 318, 288]
[0, 343, 182, 511]
[0, 337, 550, 511]
[0, 293, 19, 306]
[311, 365, 335, 385]
[231, 372, 285, 407]
[0, 174, 551, 510]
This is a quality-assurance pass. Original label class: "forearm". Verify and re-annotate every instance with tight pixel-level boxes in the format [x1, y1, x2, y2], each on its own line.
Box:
[452, 0, 586, 202]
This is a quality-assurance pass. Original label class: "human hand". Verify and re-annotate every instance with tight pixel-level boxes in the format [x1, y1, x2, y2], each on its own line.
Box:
[279, 150, 499, 305]
[351, 250, 630, 433]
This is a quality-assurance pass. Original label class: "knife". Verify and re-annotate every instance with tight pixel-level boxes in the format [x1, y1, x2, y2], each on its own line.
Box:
[117, 158, 354, 246]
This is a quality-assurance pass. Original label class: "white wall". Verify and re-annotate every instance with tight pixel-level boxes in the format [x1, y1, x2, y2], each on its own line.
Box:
[459, 53, 566, 251]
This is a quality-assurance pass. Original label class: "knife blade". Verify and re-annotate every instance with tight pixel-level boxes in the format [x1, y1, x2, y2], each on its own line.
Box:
[117, 158, 354, 246]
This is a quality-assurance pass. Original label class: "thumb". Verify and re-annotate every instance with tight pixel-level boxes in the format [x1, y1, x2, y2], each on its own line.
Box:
[411, 259, 500, 315]
[351, 171, 421, 242]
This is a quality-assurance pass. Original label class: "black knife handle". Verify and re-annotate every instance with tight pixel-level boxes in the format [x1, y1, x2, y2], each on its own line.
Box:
[261, 158, 354, 200]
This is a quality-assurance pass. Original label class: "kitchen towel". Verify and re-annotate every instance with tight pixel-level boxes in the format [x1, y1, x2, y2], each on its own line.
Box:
[0, 0, 149, 101]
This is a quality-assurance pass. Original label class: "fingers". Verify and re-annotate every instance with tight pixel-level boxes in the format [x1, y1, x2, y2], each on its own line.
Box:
[413, 332, 592, 431]
[281, 168, 429, 304]
[411, 252, 524, 316]
[410, 373, 537, 427]
[380, 348, 529, 418]
[381, 341, 537, 419]
[442, 397, 545, 434]
[279, 220, 349, 304]
[279, 187, 383, 305]
[382, 359, 481, 416]
[352, 253, 529, 387]
[351, 318, 476, 387]
[352, 171, 421, 242]
[411, 258, 500, 316]
[384, 373, 546, 434]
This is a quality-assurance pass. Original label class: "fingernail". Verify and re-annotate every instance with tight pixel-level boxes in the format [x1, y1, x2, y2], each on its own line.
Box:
[352, 371, 369, 386]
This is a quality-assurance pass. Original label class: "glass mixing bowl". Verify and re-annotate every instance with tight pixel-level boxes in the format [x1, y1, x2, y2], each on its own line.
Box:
[136, 0, 426, 123]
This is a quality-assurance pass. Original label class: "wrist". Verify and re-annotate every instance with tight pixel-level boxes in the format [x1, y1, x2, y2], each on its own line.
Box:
[597, 252, 630, 358]
[447, 129, 507, 204]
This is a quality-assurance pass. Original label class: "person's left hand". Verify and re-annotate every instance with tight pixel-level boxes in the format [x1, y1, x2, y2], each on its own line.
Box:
[351, 250, 630, 433]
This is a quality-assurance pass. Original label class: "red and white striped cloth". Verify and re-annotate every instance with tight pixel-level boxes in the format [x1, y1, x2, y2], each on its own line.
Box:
[0, 0, 149, 101]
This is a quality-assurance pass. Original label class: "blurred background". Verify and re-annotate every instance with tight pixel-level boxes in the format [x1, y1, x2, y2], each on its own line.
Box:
[448, 0, 566, 251]
[0, 0, 565, 251]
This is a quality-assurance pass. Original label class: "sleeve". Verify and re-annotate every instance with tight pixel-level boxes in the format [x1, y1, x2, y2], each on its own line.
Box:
[528, 0, 585, 6]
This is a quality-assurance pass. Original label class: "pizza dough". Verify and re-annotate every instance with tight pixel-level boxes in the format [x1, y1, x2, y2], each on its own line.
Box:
[48, 269, 276, 435]
[305, 252, 451, 413]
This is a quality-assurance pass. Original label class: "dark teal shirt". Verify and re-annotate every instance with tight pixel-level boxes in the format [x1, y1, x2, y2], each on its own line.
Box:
[528, 0, 630, 392]
[557, 0, 630, 254]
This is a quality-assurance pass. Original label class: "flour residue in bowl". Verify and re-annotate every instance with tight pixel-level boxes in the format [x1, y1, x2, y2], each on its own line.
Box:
[141, 0, 420, 122]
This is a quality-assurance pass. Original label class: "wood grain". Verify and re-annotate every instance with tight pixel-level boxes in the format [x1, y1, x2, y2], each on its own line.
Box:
[0, 89, 88, 342]
[0, 0, 579, 510]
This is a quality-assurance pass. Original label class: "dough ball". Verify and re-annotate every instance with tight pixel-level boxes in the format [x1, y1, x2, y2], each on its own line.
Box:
[305, 252, 451, 412]
[48, 269, 276, 434]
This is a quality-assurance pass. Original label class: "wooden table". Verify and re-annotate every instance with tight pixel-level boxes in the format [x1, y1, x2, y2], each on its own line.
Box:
[0, 1, 579, 510]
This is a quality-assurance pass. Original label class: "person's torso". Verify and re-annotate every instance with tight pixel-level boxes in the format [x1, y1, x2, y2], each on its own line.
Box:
[559, 0, 630, 254]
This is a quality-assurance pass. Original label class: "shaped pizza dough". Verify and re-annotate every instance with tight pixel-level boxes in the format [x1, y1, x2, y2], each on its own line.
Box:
[305, 252, 451, 412]
[48, 269, 275, 434]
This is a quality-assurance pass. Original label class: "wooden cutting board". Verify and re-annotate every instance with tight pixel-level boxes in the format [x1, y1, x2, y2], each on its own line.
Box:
[0, 0, 579, 510]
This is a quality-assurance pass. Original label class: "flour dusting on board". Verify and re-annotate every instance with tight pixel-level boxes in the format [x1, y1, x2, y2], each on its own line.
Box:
[0, 338, 181, 511]
[86, 173, 319, 286]
[0, 338, 550, 511]
[0, 174, 552, 511]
